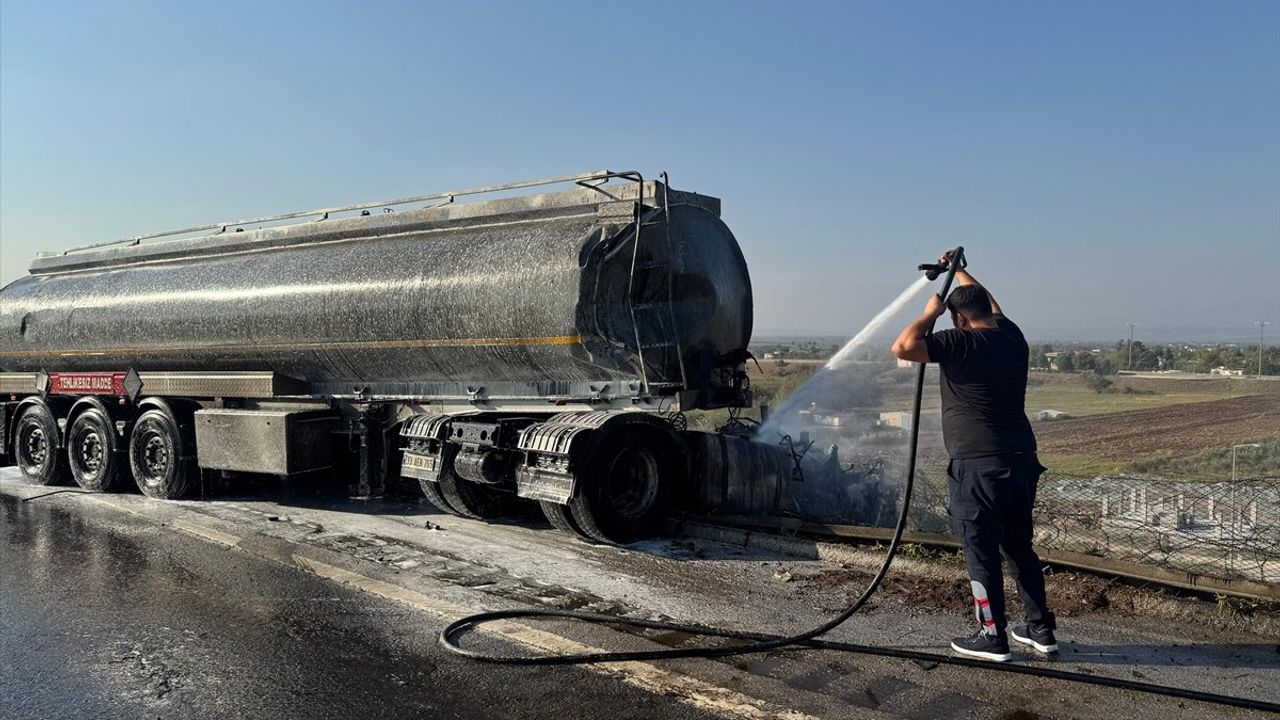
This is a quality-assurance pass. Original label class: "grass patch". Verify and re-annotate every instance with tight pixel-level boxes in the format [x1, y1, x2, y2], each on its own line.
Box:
[881, 382, 1235, 417]
[1041, 435, 1280, 479]
[1023, 386, 1238, 417]
[1038, 453, 1134, 477]
[726, 361, 1272, 481]
[1131, 435, 1280, 480]
[1216, 594, 1280, 619]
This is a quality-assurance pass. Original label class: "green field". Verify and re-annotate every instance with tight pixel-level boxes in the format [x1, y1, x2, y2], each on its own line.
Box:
[727, 362, 1279, 479]
[1039, 435, 1280, 479]
[1022, 384, 1248, 417]
[1035, 453, 1135, 477]
[880, 372, 1259, 416]
[745, 363, 1261, 418]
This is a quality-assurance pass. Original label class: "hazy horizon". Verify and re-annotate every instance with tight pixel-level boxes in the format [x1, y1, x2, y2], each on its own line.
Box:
[754, 326, 1272, 346]
[2, 2, 1276, 342]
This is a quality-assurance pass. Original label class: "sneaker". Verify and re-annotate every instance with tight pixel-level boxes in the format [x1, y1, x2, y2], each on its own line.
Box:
[1010, 624, 1059, 654]
[950, 630, 1012, 662]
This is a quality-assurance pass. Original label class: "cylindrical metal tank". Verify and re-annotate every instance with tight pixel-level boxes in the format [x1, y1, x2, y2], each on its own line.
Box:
[0, 180, 752, 407]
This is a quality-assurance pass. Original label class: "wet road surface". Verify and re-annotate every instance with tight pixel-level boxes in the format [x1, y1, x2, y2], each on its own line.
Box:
[0, 494, 713, 720]
[3, 470, 1277, 720]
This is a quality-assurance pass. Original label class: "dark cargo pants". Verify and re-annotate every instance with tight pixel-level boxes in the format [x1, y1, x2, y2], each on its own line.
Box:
[947, 453, 1053, 634]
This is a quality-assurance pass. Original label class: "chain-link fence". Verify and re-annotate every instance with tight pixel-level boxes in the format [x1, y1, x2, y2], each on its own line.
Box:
[903, 454, 1280, 586]
[700, 410, 1278, 591]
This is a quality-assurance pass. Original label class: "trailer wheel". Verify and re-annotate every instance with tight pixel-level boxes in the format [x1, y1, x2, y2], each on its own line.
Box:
[540, 501, 595, 541]
[129, 408, 195, 500]
[416, 445, 512, 519]
[67, 408, 126, 492]
[436, 461, 512, 519]
[13, 405, 70, 486]
[569, 427, 679, 544]
[438, 478, 507, 519]
[417, 477, 459, 515]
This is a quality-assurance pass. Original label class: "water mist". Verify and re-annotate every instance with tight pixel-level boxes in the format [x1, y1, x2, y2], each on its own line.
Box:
[759, 275, 933, 438]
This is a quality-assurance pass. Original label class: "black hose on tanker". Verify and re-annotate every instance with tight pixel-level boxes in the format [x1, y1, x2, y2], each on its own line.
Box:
[440, 247, 1280, 715]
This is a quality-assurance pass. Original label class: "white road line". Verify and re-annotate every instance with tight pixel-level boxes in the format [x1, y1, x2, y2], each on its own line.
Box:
[0, 477, 828, 720]
[295, 555, 825, 720]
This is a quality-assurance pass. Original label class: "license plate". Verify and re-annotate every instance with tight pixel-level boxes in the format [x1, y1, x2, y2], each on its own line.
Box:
[404, 453, 438, 473]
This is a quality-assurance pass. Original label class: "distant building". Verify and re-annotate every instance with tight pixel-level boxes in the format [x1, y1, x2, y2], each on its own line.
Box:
[795, 409, 877, 430]
[1043, 350, 1102, 371]
[1096, 481, 1277, 532]
[878, 410, 941, 433]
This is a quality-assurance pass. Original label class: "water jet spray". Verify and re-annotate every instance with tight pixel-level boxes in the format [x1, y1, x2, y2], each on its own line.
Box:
[438, 245, 1277, 714]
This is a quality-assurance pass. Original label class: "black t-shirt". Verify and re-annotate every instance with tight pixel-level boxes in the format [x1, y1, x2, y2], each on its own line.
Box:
[924, 315, 1037, 458]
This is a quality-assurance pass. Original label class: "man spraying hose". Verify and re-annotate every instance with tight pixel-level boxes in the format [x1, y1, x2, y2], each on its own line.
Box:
[891, 252, 1057, 662]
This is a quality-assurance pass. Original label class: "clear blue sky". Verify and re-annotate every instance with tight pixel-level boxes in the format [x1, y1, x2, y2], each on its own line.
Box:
[2, 1, 1277, 342]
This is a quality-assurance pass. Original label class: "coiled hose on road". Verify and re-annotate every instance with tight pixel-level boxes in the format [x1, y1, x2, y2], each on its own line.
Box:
[441, 249, 1279, 715]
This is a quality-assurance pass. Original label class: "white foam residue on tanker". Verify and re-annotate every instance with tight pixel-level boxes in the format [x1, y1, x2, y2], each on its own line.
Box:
[758, 275, 932, 439]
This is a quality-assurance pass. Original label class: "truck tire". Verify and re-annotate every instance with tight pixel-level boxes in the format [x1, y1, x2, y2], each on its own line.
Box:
[418, 477, 459, 515]
[417, 443, 506, 519]
[437, 468, 511, 519]
[129, 407, 195, 500]
[67, 408, 126, 492]
[540, 500, 595, 541]
[413, 444, 509, 519]
[568, 427, 680, 544]
[13, 404, 70, 486]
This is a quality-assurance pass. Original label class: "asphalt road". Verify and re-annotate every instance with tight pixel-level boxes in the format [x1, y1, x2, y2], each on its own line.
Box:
[2, 470, 1276, 720]
[0, 493, 712, 720]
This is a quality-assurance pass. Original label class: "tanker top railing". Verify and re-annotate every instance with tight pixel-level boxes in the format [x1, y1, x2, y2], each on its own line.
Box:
[45, 170, 647, 258]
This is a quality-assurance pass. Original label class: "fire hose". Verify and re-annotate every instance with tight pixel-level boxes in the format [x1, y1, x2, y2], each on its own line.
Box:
[441, 247, 1279, 715]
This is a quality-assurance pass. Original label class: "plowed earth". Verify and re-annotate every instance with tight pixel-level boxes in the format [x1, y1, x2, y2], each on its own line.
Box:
[1035, 393, 1279, 461]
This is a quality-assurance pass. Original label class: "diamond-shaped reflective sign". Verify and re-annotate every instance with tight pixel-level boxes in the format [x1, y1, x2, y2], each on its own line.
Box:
[123, 368, 144, 402]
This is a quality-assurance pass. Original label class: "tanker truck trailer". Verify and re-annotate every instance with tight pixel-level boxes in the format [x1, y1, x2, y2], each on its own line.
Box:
[0, 171, 755, 543]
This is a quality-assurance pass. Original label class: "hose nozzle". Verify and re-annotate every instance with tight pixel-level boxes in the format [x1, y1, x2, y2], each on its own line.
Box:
[918, 262, 948, 281]
[919, 247, 965, 281]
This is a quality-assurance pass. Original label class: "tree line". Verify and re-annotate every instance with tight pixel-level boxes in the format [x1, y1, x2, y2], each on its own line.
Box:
[1030, 341, 1280, 376]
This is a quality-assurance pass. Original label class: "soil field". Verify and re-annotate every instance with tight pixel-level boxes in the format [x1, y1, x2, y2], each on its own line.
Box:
[1035, 394, 1280, 462]
[1024, 384, 1247, 417]
[726, 361, 1278, 475]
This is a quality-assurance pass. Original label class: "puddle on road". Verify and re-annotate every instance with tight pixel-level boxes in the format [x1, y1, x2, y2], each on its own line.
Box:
[648, 630, 699, 647]
[784, 666, 841, 691]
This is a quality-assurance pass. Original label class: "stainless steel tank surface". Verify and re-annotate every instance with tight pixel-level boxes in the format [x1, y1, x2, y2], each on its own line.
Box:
[0, 177, 752, 404]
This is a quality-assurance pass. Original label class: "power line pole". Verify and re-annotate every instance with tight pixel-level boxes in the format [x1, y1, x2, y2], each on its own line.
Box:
[1127, 321, 1137, 371]
[1256, 321, 1271, 379]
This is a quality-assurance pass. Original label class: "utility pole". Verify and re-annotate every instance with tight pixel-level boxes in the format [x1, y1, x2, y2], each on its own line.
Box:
[1230, 442, 1262, 572]
[1256, 321, 1270, 379]
[1127, 322, 1137, 371]
[1231, 443, 1260, 483]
